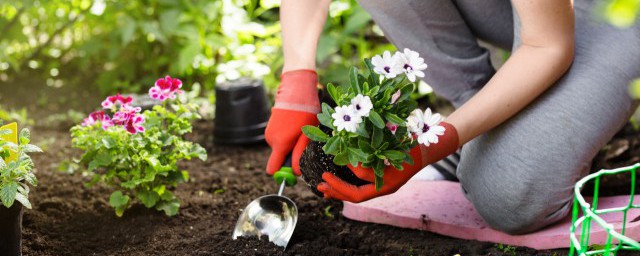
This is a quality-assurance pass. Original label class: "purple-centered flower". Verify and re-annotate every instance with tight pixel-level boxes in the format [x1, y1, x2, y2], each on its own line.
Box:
[102, 93, 133, 110]
[372, 51, 402, 79]
[331, 105, 362, 133]
[394, 48, 428, 82]
[149, 75, 183, 101]
[406, 108, 445, 146]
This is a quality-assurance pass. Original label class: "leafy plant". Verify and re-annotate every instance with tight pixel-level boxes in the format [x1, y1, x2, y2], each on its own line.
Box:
[302, 49, 440, 190]
[494, 243, 517, 256]
[0, 122, 41, 209]
[69, 76, 207, 217]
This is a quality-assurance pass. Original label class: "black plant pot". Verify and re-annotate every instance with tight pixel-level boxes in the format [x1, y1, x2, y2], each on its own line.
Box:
[214, 79, 270, 145]
[299, 128, 369, 197]
[0, 203, 23, 256]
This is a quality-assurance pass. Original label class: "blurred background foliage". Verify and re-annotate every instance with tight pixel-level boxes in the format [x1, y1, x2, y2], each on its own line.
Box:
[0, 0, 639, 122]
[0, 0, 393, 99]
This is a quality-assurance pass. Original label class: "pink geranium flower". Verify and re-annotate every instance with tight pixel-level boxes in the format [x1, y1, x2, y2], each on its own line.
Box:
[149, 75, 183, 101]
[102, 93, 133, 109]
[82, 110, 115, 130]
[124, 114, 145, 134]
[386, 122, 399, 135]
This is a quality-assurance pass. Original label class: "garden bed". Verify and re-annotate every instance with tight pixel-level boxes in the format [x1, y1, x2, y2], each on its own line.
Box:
[18, 121, 576, 256]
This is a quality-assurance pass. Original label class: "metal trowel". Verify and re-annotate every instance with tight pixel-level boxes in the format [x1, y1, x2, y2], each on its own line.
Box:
[232, 156, 298, 248]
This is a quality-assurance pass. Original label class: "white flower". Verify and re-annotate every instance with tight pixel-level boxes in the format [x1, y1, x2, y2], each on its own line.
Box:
[332, 105, 363, 133]
[371, 51, 402, 79]
[351, 94, 373, 117]
[394, 48, 428, 82]
[406, 108, 445, 146]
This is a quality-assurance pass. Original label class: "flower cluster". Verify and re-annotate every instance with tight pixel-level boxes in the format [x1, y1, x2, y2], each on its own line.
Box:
[371, 48, 427, 82]
[82, 76, 184, 134]
[149, 75, 183, 101]
[84, 93, 145, 134]
[303, 48, 443, 190]
[332, 94, 373, 133]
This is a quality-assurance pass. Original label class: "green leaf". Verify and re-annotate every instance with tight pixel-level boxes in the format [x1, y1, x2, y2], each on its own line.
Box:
[348, 148, 367, 162]
[14, 193, 31, 209]
[383, 150, 406, 160]
[364, 58, 380, 86]
[88, 151, 112, 171]
[109, 191, 130, 216]
[333, 152, 349, 166]
[384, 112, 405, 126]
[302, 126, 329, 143]
[0, 182, 18, 208]
[323, 136, 340, 155]
[327, 83, 340, 104]
[102, 137, 116, 149]
[368, 111, 385, 129]
[157, 201, 180, 216]
[19, 128, 30, 145]
[349, 67, 361, 94]
[397, 84, 416, 103]
[354, 122, 369, 138]
[372, 128, 383, 148]
[22, 144, 43, 153]
[318, 112, 333, 129]
[358, 139, 375, 154]
[137, 190, 160, 208]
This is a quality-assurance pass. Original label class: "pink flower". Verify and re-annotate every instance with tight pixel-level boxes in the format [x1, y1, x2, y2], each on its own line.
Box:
[124, 114, 145, 134]
[82, 110, 106, 126]
[149, 75, 183, 101]
[384, 158, 391, 166]
[82, 110, 115, 131]
[101, 115, 115, 130]
[390, 90, 401, 104]
[386, 122, 398, 135]
[102, 93, 133, 109]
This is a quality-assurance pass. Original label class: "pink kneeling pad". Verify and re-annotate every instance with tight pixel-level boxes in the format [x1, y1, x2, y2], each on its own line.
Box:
[342, 180, 640, 250]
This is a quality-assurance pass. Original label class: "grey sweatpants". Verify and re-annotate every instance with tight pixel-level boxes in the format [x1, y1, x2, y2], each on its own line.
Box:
[358, 0, 640, 234]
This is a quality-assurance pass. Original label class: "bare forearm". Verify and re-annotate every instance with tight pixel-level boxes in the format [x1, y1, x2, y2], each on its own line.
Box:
[446, 44, 574, 145]
[281, 0, 330, 72]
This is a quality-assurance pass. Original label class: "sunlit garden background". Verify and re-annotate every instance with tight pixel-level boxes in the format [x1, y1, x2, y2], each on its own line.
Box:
[1, 0, 639, 122]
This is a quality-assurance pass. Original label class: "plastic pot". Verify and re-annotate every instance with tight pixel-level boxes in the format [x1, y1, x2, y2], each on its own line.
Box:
[0, 203, 23, 256]
[299, 126, 369, 196]
[214, 78, 270, 145]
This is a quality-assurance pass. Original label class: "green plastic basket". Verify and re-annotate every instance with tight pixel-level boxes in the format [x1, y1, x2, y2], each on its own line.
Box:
[570, 163, 640, 255]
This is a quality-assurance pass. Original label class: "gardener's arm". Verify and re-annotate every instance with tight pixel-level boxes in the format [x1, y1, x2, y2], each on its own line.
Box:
[264, 0, 331, 175]
[446, 0, 575, 145]
[281, 0, 331, 72]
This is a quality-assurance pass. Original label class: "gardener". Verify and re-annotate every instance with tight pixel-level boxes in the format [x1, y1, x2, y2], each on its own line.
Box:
[265, 0, 640, 234]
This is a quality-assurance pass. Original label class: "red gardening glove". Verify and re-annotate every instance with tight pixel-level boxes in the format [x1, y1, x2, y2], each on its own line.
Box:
[317, 122, 459, 203]
[265, 70, 320, 176]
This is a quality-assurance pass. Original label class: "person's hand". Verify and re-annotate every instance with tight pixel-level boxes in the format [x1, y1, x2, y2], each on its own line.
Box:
[317, 122, 459, 203]
[265, 69, 320, 176]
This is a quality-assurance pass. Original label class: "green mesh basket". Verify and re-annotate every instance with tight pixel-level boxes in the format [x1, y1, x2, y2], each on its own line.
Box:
[570, 163, 640, 255]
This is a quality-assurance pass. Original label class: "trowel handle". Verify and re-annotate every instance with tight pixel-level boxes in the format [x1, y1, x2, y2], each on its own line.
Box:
[273, 155, 296, 186]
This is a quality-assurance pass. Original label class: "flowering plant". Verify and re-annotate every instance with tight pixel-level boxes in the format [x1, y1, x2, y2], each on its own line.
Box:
[0, 122, 41, 209]
[70, 76, 207, 217]
[302, 49, 444, 190]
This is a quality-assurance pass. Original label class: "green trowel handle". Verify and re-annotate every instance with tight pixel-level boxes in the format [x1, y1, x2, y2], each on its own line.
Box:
[273, 155, 296, 186]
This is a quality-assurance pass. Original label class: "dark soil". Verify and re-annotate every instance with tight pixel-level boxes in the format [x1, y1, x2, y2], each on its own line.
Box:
[299, 138, 369, 197]
[17, 121, 569, 256]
